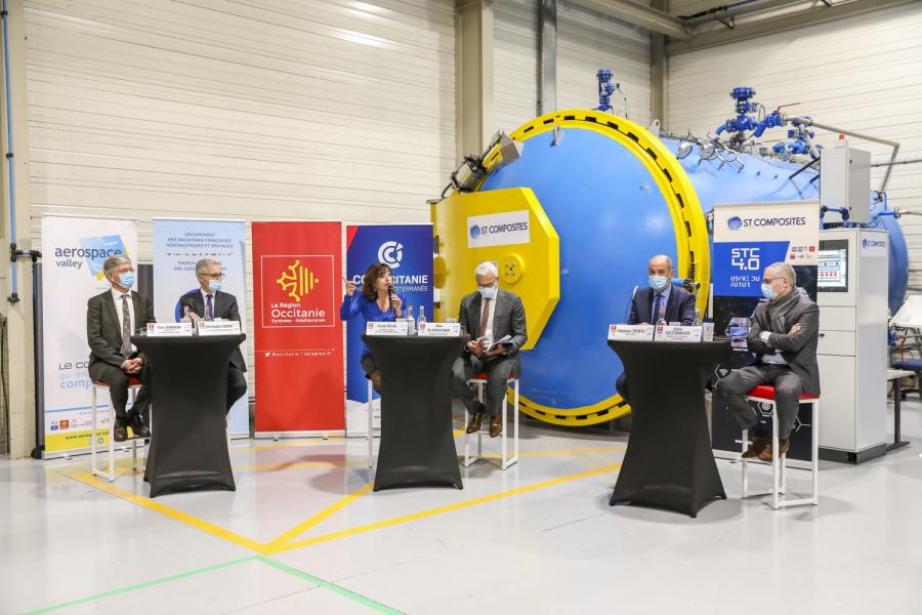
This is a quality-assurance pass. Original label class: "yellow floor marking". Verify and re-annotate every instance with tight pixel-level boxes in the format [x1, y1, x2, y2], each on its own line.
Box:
[481, 446, 625, 460]
[267, 463, 621, 555]
[265, 481, 375, 550]
[233, 438, 345, 454]
[234, 459, 364, 473]
[66, 470, 269, 554]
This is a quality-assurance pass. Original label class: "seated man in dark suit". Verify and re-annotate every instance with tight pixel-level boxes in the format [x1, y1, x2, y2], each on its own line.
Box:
[615, 254, 697, 404]
[87, 255, 155, 442]
[715, 262, 820, 460]
[177, 258, 247, 413]
[451, 261, 527, 438]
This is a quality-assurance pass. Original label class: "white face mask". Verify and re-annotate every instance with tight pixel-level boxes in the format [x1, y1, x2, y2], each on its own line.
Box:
[478, 285, 498, 300]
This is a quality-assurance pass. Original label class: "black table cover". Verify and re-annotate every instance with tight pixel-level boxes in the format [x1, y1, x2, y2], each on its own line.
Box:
[608, 339, 730, 517]
[364, 335, 464, 491]
[133, 334, 243, 498]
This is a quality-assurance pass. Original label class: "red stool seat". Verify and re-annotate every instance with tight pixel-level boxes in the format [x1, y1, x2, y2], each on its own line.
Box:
[93, 376, 143, 387]
[470, 372, 517, 382]
[747, 385, 818, 401]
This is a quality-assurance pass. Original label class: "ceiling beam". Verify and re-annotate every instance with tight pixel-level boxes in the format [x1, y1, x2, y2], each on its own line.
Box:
[667, 0, 919, 54]
[575, 0, 691, 39]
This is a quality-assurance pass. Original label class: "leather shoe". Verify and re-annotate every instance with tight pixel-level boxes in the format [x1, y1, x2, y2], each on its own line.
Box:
[489, 415, 503, 438]
[112, 419, 128, 443]
[466, 409, 485, 434]
[741, 435, 771, 459]
[129, 413, 151, 438]
[758, 439, 791, 462]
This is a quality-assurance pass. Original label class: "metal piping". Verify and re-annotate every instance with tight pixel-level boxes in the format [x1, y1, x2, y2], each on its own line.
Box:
[1, 0, 18, 302]
[538, 0, 557, 115]
[803, 120, 900, 193]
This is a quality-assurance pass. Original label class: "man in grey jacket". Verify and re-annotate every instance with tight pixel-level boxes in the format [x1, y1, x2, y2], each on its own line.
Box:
[452, 261, 527, 438]
[716, 262, 820, 461]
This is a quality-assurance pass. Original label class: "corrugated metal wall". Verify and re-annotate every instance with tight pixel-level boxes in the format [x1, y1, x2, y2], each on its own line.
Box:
[22, 0, 456, 374]
[494, 0, 653, 134]
[558, 1, 651, 126]
[667, 3, 922, 284]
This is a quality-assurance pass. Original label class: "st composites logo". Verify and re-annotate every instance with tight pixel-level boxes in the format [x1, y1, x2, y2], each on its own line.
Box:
[727, 215, 807, 230]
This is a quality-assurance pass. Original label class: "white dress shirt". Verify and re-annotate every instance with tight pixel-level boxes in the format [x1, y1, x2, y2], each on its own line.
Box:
[759, 330, 787, 365]
[479, 294, 497, 341]
[110, 288, 136, 353]
[201, 289, 217, 320]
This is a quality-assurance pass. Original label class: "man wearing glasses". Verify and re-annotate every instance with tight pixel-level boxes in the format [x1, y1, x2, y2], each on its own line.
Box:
[451, 261, 527, 438]
[715, 262, 820, 461]
[178, 258, 247, 413]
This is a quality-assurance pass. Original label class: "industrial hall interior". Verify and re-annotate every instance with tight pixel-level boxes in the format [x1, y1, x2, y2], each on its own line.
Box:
[2, 0, 922, 613]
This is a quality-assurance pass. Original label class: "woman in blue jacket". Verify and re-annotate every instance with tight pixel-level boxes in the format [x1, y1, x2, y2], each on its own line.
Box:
[340, 263, 404, 391]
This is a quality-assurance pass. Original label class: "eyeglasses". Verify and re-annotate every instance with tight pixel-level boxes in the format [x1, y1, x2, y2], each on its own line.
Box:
[202, 273, 225, 280]
[762, 277, 778, 284]
[477, 282, 497, 290]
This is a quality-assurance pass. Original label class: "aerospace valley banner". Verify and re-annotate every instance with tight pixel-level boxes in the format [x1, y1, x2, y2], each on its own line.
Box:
[152, 218, 249, 437]
[344, 224, 433, 436]
[253, 221, 344, 434]
[711, 201, 819, 464]
[41, 216, 138, 455]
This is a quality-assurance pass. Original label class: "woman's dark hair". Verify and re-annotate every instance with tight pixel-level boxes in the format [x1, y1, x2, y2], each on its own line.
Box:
[361, 263, 391, 300]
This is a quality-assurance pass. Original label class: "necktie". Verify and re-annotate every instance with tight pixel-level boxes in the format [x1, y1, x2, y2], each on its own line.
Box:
[479, 298, 492, 338]
[120, 295, 132, 357]
[206, 294, 214, 321]
[652, 293, 663, 324]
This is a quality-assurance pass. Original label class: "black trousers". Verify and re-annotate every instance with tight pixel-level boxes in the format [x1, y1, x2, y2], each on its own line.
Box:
[715, 364, 803, 440]
[452, 353, 519, 417]
[227, 366, 247, 414]
[89, 361, 151, 422]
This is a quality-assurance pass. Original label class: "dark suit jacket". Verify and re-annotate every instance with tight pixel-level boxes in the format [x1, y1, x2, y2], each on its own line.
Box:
[87, 290, 155, 374]
[458, 289, 527, 358]
[629, 285, 696, 325]
[178, 289, 246, 371]
[746, 291, 821, 395]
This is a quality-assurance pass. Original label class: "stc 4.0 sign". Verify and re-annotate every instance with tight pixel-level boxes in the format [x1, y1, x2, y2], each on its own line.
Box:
[261, 255, 335, 328]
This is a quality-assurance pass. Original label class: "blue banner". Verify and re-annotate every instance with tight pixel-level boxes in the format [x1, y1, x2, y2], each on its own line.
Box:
[713, 241, 790, 297]
[345, 224, 433, 434]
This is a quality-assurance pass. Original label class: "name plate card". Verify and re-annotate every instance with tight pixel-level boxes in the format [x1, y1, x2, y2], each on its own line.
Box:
[197, 321, 242, 336]
[366, 321, 410, 336]
[418, 322, 461, 337]
[146, 323, 193, 337]
[608, 324, 655, 341]
[654, 325, 703, 343]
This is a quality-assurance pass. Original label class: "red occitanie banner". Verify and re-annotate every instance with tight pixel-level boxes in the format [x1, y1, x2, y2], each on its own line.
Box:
[253, 221, 344, 433]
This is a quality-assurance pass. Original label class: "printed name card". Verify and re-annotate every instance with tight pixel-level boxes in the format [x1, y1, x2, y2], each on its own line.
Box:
[197, 321, 242, 336]
[608, 324, 655, 341]
[366, 321, 410, 336]
[654, 325, 703, 343]
[418, 322, 461, 337]
[147, 323, 193, 337]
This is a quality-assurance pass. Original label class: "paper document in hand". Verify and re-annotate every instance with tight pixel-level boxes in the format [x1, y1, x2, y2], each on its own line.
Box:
[480, 335, 513, 351]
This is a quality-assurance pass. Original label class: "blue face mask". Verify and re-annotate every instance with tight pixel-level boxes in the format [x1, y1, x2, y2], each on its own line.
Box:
[207, 279, 222, 293]
[648, 275, 669, 293]
[118, 272, 135, 289]
[478, 285, 498, 300]
[761, 282, 776, 301]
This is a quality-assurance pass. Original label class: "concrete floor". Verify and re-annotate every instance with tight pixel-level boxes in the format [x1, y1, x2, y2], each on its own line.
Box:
[2, 400, 921, 615]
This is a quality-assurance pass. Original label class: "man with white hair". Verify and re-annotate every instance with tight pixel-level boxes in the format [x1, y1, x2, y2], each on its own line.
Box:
[715, 261, 820, 461]
[87, 255, 155, 442]
[177, 258, 247, 413]
[451, 261, 527, 438]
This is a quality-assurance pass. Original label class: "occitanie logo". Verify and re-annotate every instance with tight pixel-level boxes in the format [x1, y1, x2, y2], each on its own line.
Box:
[276, 259, 319, 302]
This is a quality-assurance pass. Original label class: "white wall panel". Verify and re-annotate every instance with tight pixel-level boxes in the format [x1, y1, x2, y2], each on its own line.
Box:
[558, 1, 652, 126]
[667, 3, 922, 286]
[494, 0, 539, 132]
[22, 0, 456, 387]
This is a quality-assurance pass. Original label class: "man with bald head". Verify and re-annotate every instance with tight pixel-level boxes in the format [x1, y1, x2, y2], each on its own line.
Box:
[615, 254, 696, 404]
[715, 262, 820, 461]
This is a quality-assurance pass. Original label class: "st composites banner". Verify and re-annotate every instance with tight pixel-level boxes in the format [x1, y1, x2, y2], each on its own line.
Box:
[711, 201, 819, 464]
[252, 221, 344, 435]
